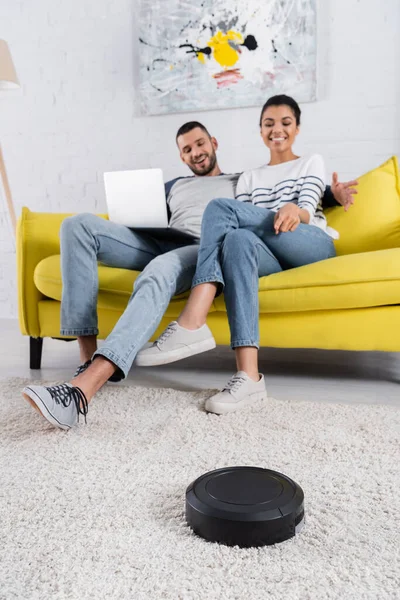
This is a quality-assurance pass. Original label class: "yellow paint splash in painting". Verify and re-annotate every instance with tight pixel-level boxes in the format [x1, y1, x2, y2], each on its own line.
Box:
[206, 30, 244, 68]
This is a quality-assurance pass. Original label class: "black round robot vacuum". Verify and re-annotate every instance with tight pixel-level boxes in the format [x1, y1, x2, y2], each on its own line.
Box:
[186, 466, 305, 547]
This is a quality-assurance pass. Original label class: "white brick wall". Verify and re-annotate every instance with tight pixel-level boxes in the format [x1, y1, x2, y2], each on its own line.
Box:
[1, 0, 399, 318]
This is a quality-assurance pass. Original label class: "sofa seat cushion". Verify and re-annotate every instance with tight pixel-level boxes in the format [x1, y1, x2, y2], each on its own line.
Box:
[33, 255, 195, 316]
[36, 248, 400, 316]
[214, 247, 400, 313]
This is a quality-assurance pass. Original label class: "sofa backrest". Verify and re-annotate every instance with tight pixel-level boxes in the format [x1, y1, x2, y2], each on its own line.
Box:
[325, 156, 400, 255]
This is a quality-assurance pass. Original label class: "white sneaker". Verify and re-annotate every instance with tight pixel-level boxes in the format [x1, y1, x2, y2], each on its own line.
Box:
[205, 371, 267, 415]
[135, 321, 216, 367]
[22, 383, 89, 430]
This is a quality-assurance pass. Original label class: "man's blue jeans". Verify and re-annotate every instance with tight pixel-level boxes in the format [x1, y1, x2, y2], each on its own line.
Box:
[60, 214, 199, 378]
[192, 198, 336, 349]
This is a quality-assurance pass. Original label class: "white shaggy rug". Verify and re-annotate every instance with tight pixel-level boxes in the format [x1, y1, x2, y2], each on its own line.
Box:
[0, 379, 399, 600]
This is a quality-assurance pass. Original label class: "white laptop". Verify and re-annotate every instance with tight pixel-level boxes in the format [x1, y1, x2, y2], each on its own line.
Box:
[104, 168, 195, 242]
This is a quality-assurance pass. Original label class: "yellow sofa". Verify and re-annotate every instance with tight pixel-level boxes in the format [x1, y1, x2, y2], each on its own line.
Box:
[17, 156, 400, 369]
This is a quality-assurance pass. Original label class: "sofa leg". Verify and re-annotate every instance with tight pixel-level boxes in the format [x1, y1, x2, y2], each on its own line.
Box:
[30, 337, 43, 370]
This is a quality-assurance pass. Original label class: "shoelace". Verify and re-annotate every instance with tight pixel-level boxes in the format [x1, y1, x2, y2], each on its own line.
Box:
[74, 360, 91, 378]
[223, 374, 247, 394]
[46, 384, 89, 423]
[156, 323, 177, 348]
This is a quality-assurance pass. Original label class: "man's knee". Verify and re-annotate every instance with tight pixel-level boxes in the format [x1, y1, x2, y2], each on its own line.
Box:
[134, 254, 177, 291]
[134, 252, 194, 297]
[60, 213, 99, 242]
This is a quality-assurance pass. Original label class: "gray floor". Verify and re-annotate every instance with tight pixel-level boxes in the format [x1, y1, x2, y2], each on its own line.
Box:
[1, 318, 400, 407]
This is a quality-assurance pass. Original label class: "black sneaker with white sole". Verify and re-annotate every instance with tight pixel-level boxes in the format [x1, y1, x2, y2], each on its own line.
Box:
[23, 383, 88, 430]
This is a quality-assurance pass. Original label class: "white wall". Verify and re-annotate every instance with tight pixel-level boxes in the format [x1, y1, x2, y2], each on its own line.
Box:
[1, 0, 399, 318]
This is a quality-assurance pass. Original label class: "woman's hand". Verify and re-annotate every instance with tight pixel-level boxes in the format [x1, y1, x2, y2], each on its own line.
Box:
[273, 203, 302, 234]
[331, 172, 359, 211]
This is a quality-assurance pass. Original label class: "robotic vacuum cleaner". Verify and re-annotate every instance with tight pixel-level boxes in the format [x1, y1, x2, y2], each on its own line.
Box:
[186, 466, 305, 547]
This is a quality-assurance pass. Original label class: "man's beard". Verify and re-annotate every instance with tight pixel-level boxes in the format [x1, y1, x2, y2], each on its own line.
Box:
[189, 151, 217, 176]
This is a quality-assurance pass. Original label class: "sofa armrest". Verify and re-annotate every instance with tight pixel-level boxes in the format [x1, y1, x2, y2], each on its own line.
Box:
[17, 207, 107, 337]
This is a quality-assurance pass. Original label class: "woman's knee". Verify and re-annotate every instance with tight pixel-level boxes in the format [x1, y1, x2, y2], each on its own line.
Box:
[222, 229, 258, 255]
[204, 197, 236, 217]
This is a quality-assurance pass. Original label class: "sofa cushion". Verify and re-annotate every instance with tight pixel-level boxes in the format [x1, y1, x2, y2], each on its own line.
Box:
[214, 247, 400, 313]
[325, 156, 400, 255]
[33, 255, 195, 316]
[36, 249, 400, 316]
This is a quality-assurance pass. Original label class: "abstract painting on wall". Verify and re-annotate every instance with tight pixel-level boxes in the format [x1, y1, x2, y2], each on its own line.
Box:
[138, 0, 317, 115]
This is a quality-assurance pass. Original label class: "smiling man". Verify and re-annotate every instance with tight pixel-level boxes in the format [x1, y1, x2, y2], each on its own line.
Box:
[22, 121, 357, 430]
[177, 123, 220, 176]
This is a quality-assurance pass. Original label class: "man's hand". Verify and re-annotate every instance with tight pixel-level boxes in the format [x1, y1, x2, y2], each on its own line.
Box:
[274, 203, 301, 234]
[331, 172, 359, 212]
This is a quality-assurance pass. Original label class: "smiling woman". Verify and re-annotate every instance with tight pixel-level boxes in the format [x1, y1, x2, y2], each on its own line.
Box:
[259, 94, 301, 165]
[236, 94, 335, 236]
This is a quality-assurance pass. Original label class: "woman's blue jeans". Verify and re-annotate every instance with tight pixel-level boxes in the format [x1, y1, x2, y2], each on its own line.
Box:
[192, 198, 336, 348]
